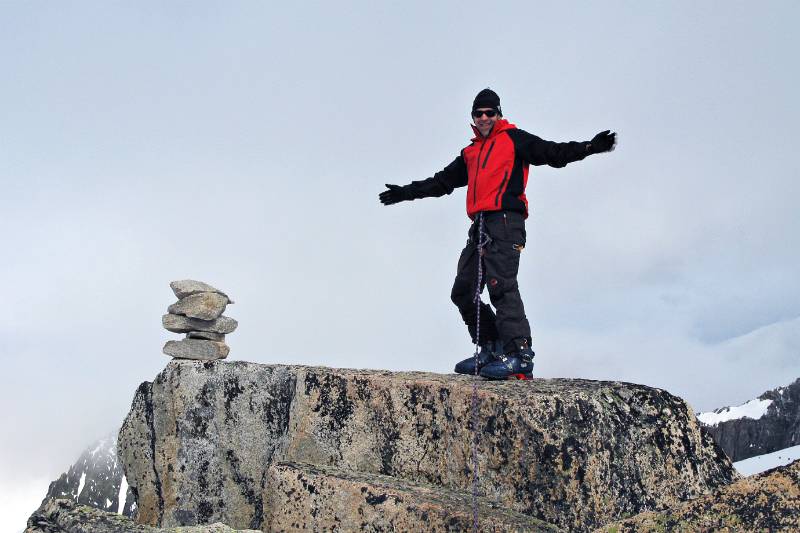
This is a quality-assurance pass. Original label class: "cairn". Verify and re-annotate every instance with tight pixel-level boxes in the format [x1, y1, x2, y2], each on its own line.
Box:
[162, 280, 237, 360]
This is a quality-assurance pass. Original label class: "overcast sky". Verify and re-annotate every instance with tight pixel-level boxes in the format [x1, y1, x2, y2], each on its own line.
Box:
[2, 1, 799, 529]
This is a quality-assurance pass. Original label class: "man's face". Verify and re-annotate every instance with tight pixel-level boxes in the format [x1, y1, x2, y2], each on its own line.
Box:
[472, 108, 499, 137]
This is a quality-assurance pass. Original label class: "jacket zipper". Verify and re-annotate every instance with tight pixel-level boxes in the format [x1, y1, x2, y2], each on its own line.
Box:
[481, 140, 496, 169]
[494, 170, 509, 207]
[472, 139, 487, 207]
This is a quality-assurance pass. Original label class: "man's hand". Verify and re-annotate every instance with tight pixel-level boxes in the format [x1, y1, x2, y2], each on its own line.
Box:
[379, 184, 410, 206]
[587, 130, 617, 154]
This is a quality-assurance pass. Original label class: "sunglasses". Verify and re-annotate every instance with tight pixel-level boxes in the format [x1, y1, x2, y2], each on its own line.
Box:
[472, 109, 498, 118]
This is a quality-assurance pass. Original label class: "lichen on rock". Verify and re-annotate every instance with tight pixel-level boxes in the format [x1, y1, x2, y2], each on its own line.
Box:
[263, 461, 560, 532]
[596, 459, 800, 532]
[25, 498, 260, 533]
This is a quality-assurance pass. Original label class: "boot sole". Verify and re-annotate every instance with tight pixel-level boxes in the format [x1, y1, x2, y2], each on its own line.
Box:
[480, 373, 533, 381]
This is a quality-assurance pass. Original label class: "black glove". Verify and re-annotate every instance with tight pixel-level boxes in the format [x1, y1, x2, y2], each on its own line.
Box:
[379, 183, 411, 206]
[587, 130, 617, 154]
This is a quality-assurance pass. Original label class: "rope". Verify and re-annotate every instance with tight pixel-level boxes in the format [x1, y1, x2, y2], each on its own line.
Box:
[470, 212, 488, 532]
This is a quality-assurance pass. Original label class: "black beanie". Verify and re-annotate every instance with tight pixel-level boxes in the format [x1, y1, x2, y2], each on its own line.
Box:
[472, 88, 502, 115]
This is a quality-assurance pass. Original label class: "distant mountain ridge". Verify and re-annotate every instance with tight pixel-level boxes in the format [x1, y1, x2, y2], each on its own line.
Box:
[699, 377, 800, 462]
[42, 432, 135, 518]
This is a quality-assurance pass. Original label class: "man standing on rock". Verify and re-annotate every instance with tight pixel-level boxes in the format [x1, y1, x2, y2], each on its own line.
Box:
[379, 88, 616, 380]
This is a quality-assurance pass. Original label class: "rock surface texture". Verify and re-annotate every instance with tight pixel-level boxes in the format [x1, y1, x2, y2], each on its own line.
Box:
[25, 498, 259, 533]
[162, 339, 230, 360]
[162, 280, 235, 361]
[167, 292, 229, 321]
[263, 461, 559, 532]
[700, 377, 800, 462]
[598, 459, 800, 532]
[170, 280, 231, 300]
[118, 360, 738, 532]
[162, 314, 238, 335]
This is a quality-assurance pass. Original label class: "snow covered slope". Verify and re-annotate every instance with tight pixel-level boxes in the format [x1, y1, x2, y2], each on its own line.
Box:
[734, 445, 800, 476]
[40, 431, 135, 517]
[698, 377, 800, 461]
[697, 398, 773, 426]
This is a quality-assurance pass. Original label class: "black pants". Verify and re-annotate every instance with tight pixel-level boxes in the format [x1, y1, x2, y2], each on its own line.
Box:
[450, 210, 531, 348]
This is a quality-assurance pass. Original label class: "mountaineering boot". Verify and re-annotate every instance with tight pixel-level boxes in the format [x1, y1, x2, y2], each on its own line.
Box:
[454, 340, 502, 375]
[479, 338, 535, 380]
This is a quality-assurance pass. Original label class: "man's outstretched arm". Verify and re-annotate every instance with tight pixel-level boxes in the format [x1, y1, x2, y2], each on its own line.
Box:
[507, 129, 617, 168]
[379, 155, 468, 206]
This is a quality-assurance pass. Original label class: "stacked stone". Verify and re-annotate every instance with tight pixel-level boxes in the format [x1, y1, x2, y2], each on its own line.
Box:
[161, 280, 237, 361]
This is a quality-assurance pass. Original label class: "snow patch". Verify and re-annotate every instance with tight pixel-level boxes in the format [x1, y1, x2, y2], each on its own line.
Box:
[698, 398, 773, 426]
[76, 472, 86, 499]
[117, 475, 128, 514]
[734, 444, 800, 476]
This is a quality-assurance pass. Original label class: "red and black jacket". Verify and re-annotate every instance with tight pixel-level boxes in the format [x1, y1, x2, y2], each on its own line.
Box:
[404, 119, 592, 219]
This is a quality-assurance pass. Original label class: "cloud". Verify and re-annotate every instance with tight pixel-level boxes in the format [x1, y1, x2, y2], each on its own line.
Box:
[0, 477, 50, 533]
[539, 316, 800, 412]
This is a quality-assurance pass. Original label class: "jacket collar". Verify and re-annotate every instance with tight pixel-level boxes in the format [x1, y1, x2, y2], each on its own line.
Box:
[470, 118, 515, 142]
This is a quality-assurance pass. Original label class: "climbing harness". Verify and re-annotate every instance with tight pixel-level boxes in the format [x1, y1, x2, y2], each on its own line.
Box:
[470, 212, 489, 532]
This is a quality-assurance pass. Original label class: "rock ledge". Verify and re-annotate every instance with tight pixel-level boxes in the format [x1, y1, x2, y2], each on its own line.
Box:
[597, 459, 800, 532]
[25, 498, 259, 533]
[119, 360, 737, 531]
